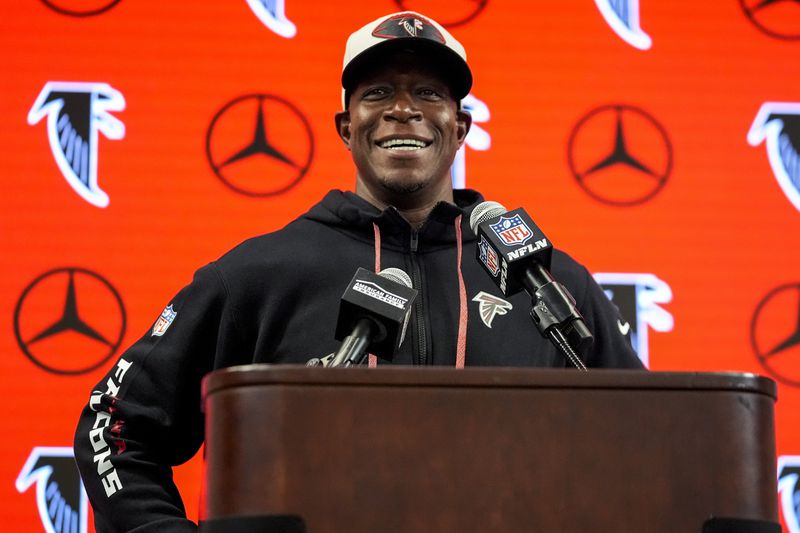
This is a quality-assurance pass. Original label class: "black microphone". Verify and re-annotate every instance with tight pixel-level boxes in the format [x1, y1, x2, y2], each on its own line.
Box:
[469, 201, 592, 369]
[329, 267, 417, 367]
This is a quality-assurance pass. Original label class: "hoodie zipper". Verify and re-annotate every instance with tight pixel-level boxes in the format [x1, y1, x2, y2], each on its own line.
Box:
[410, 230, 427, 365]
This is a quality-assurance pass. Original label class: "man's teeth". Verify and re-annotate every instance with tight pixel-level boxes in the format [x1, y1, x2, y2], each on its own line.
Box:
[379, 139, 428, 150]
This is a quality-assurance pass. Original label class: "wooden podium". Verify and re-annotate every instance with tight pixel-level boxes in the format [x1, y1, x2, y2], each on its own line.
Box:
[201, 366, 779, 533]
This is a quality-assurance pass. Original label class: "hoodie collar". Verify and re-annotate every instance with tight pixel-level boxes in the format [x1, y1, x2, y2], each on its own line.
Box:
[307, 189, 484, 251]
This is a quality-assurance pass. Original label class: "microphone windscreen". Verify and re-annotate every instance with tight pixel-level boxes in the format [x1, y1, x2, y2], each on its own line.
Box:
[377, 268, 413, 345]
[469, 201, 507, 234]
[378, 267, 412, 288]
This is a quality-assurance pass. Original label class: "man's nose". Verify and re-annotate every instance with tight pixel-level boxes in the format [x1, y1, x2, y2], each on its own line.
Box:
[383, 91, 422, 122]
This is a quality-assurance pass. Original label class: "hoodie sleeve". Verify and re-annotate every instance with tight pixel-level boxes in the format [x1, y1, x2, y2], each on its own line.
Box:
[73, 263, 241, 532]
[576, 266, 646, 369]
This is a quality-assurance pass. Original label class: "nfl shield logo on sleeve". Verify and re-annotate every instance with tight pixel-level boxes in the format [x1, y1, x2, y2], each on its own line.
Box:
[152, 304, 177, 336]
[490, 215, 533, 247]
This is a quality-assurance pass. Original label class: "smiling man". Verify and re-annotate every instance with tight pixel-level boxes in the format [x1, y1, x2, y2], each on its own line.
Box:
[335, 17, 472, 225]
[339, 52, 470, 224]
[74, 11, 643, 533]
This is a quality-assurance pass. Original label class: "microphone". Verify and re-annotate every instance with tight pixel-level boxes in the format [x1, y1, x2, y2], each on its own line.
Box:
[470, 202, 592, 369]
[328, 267, 417, 367]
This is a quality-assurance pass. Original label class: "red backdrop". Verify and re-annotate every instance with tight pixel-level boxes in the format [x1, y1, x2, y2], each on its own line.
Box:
[3, 0, 800, 530]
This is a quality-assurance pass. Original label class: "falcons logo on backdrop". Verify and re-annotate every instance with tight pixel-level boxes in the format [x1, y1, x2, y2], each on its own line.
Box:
[779, 456, 800, 533]
[451, 93, 491, 189]
[472, 291, 513, 328]
[16, 447, 88, 533]
[748, 102, 800, 213]
[245, 0, 296, 37]
[594, 0, 652, 50]
[593, 272, 673, 367]
[28, 82, 125, 208]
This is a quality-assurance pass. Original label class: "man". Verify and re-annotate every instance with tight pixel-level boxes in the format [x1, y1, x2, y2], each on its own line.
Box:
[74, 11, 643, 532]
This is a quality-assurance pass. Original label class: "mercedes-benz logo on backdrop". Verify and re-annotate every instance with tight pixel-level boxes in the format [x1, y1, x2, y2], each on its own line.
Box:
[567, 104, 673, 206]
[738, 0, 800, 41]
[392, 0, 488, 27]
[751, 283, 800, 387]
[40, 0, 122, 17]
[14, 267, 126, 375]
[205, 94, 314, 197]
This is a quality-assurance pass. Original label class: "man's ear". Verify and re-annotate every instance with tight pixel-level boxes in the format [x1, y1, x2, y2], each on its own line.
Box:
[335, 111, 351, 149]
[456, 109, 472, 147]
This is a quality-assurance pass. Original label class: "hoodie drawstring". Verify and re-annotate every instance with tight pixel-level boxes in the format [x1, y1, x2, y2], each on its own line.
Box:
[454, 215, 467, 369]
[369, 218, 468, 368]
[368, 223, 381, 368]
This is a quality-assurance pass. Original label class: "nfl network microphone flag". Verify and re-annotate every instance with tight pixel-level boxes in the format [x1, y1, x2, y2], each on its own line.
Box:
[473, 208, 553, 297]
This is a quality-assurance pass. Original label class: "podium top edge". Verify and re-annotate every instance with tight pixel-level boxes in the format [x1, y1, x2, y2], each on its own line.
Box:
[202, 365, 777, 401]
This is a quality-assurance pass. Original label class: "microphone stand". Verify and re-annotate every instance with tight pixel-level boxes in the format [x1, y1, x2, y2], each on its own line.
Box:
[546, 327, 588, 372]
[521, 265, 590, 372]
[328, 319, 376, 368]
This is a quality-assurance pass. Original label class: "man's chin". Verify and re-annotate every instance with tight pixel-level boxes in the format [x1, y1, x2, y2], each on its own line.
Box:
[378, 179, 428, 195]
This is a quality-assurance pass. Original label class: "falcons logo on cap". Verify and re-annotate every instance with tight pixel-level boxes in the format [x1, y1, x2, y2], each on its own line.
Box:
[472, 291, 513, 328]
[401, 17, 424, 37]
[28, 81, 125, 208]
[372, 13, 445, 43]
[748, 102, 800, 213]
[594, 0, 652, 50]
[779, 456, 800, 533]
[16, 447, 88, 533]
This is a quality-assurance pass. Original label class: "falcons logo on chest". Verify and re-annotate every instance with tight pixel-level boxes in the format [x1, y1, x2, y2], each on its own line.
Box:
[472, 291, 513, 328]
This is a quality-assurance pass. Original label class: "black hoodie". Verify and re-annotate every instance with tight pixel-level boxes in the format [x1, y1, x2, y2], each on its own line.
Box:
[74, 189, 643, 532]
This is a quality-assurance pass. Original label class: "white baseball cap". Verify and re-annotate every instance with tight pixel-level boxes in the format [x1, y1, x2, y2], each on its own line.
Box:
[341, 11, 473, 109]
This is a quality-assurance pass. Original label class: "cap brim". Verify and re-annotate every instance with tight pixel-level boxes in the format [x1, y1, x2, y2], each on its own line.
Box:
[342, 38, 472, 103]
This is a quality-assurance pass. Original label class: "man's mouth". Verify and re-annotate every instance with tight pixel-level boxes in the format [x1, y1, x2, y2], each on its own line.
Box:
[376, 137, 432, 151]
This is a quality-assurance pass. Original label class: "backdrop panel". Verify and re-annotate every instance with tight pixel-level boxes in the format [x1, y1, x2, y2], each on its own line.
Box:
[3, 1, 799, 531]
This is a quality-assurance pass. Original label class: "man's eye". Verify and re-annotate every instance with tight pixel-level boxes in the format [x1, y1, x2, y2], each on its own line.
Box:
[419, 88, 442, 99]
[364, 87, 389, 98]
